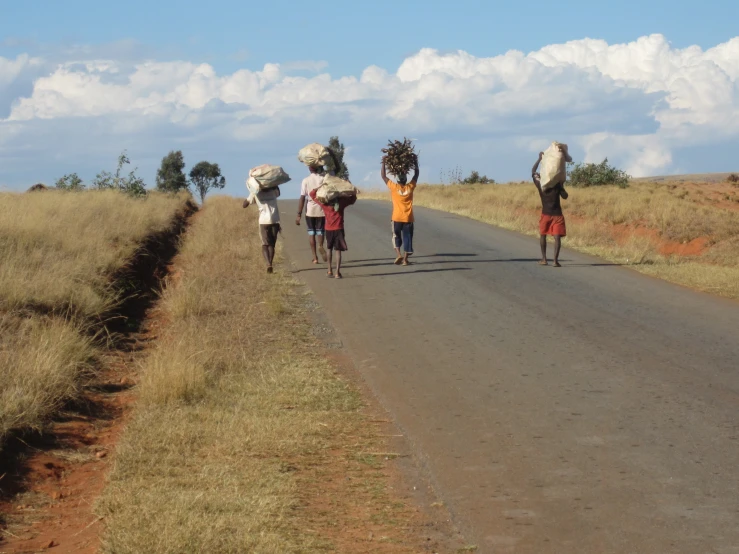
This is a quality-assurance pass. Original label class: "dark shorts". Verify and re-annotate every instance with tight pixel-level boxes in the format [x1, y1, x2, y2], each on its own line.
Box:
[305, 216, 325, 236]
[325, 229, 348, 251]
[392, 221, 414, 253]
[539, 214, 566, 237]
[260, 223, 281, 247]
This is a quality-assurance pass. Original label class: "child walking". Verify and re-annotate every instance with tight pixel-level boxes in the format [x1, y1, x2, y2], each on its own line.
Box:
[309, 188, 357, 279]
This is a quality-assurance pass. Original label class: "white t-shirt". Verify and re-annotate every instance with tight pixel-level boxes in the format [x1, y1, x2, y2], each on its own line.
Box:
[301, 173, 325, 218]
[248, 188, 280, 224]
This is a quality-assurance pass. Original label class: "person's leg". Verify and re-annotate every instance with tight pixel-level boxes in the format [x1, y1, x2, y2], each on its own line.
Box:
[553, 236, 562, 267]
[335, 250, 342, 278]
[393, 222, 403, 264]
[402, 223, 413, 265]
[539, 235, 548, 265]
[262, 245, 271, 267]
[309, 234, 318, 263]
[317, 234, 327, 262]
[327, 249, 334, 276]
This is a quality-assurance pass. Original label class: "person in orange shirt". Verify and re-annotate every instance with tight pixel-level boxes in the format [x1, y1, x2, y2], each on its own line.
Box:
[381, 154, 419, 265]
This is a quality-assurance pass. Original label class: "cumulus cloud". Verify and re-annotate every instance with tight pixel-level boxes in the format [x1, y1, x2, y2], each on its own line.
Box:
[1, 34, 738, 191]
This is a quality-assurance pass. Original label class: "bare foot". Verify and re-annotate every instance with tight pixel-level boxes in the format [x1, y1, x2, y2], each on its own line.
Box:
[326, 271, 334, 278]
[267, 266, 274, 274]
[553, 261, 562, 268]
[335, 272, 343, 279]
[312, 259, 318, 264]
[394, 256, 403, 265]
[538, 260, 548, 266]
[402, 260, 410, 266]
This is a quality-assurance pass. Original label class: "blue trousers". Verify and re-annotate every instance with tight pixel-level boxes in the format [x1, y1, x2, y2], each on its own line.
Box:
[392, 221, 414, 254]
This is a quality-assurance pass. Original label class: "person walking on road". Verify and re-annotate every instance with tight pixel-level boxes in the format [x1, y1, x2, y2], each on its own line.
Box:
[309, 188, 357, 279]
[531, 151, 569, 267]
[243, 181, 281, 274]
[381, 154, 419, 265]
[296, 165, 328, 264]
[296, 149, 342, 264]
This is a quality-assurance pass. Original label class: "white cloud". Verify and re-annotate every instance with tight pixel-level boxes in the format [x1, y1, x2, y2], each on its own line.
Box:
[1, 34, 738, 191]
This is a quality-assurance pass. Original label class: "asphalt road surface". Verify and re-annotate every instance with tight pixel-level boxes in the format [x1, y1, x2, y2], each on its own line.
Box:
[280, 199, 739, 554]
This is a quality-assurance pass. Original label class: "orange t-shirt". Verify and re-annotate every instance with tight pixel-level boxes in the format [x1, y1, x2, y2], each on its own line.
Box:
[387, 180, 416, 223]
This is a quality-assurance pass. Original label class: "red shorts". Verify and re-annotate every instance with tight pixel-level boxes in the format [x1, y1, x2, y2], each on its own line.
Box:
[539, 214, 566, 237]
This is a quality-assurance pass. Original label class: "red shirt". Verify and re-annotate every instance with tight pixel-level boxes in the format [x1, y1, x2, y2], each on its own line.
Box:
[309, 189, 357, 231]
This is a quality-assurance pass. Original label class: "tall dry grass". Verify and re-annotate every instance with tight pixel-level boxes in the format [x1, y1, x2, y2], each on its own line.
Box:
[0, 189, 191, 449]
[98, 197, 420, 553]
[0, 189, 191, 318]
[364, 182, 739, 299]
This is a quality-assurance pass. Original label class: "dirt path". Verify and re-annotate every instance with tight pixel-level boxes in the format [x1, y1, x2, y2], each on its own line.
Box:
[0, 206, 195, 553]
[280, 199, 739, 553]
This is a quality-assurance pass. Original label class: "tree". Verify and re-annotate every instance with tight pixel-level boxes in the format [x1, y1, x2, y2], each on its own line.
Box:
[156, 150, 189, 193]
[91, 151, 147, 196]
[568, 158, 630, 189]
[189, 161, 225, 203]
[460, 170, 495, 185]
[55, 173, 85, 191]
[327, 136, 350, 180]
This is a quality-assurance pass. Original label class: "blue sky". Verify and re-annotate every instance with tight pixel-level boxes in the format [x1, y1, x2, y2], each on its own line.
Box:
[1, 0, 738, 197]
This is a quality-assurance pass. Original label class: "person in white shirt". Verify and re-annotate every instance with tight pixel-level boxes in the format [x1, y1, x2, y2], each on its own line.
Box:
[295, 149, 340, 264]
[244, 185, 281, 274]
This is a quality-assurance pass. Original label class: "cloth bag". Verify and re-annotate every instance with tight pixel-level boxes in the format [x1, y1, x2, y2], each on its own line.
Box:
[540, 142, 572, 190]
[249, 165, 291, 190]
[315, 175, 356, 204]
[298, 143, 330, 167]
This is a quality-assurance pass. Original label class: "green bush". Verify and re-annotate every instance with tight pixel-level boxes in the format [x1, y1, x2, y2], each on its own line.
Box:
[568, 158, 630, 188]
[461, 170, 495, 185]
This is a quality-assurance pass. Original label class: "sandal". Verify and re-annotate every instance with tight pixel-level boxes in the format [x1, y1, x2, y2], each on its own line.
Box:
[394, 256, 403, 265]
[326, 271, 334, 278]
[335, 272, 343, 279]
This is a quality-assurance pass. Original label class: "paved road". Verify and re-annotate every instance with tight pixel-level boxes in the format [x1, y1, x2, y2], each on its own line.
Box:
[280, 199, 739, 554]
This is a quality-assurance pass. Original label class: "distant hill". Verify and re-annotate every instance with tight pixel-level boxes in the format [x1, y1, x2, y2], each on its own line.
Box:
[633, 172, 737, 183]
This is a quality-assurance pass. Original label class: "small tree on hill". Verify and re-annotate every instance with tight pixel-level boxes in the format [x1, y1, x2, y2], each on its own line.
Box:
[55, 173, 85, 191]
[461, 170, 495, 185]
[727, 173, 739, 185]
[568, 158, 630, 188]
[91, 151, 147, 196]
[156, 150, 189, 193]
[327, 136, 350, 180]
[189, 161, 225, 203]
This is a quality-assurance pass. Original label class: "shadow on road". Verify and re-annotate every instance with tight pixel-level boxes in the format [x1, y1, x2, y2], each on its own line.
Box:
[352, 267, 473, 278]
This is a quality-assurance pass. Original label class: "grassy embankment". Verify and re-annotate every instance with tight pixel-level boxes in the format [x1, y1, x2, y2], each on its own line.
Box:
[0, 190, 190, 447]
[97, 197, 429, 553]
[364, 181, 739, 299]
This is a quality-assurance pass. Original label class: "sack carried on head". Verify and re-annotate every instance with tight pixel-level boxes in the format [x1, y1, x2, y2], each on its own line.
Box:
[540, 142, 572, 190]
[315, 175, 356, 204]
[298, 143, 330, 168]
[249, 164, 291, 190]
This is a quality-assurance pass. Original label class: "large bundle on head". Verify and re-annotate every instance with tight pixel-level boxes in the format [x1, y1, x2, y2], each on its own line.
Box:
[540, 142, 572, 190]
[249, 164, 291, 191]
[315, 175, 356, 204]
[298, 143, 330, 168]
[381, 138, 417, 178]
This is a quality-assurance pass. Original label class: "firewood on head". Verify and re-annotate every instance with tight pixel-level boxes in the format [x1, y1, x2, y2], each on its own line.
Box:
[381, 138, 417, 178]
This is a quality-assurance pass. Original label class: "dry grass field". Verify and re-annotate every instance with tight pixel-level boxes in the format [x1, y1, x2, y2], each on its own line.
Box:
[363, 179, 739, 299]
[0, 190, 191, 448]
[97, 197, 438, 553]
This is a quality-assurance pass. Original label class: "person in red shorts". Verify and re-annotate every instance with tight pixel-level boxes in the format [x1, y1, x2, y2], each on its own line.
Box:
[531, 151, 569, 267]
[309, 188, 357, 279]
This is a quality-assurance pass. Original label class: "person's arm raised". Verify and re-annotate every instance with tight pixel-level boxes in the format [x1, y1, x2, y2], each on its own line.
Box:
[532, 152, 544, 192]
[409, 154, 420, 187]
[381, 157, 390, 186]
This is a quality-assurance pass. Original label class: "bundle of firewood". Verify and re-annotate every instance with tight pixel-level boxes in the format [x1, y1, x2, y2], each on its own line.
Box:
[381, 138, 417, 177]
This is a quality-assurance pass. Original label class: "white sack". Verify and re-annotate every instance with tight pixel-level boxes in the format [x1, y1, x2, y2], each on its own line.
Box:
[540, 142, 572, 190]
[315, 175, 356, 204]
[249, 164, 291, 190]
[298, 143, 330, 167]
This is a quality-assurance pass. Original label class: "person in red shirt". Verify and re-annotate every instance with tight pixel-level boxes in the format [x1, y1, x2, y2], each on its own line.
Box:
[309, 189, 357, 279]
